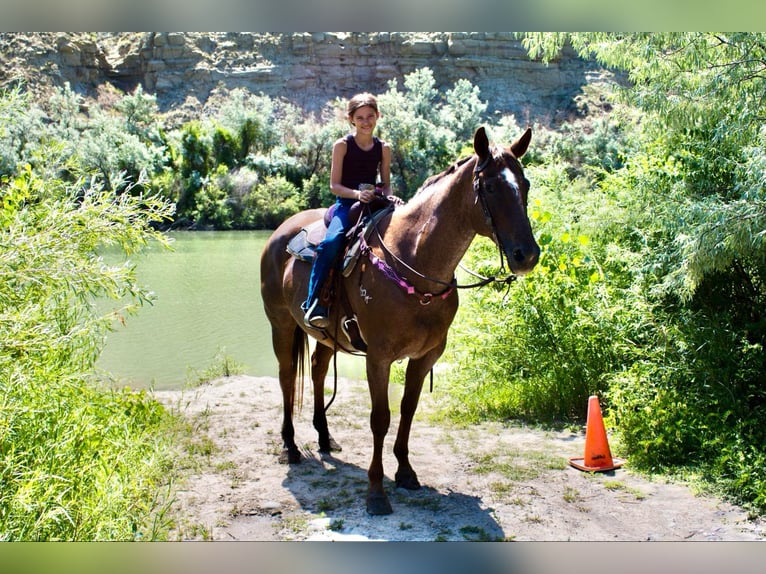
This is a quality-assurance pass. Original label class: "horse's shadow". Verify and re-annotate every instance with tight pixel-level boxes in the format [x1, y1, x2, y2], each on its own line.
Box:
[281, 447, 506, 541]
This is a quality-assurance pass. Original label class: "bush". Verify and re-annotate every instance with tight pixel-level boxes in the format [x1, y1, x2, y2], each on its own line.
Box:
[444, 179, 634, 423]
[0, 129, 178, 539]
[0, 373, 176, 540]
[244, 174, 305, 228]
[514, 33, 766, 512]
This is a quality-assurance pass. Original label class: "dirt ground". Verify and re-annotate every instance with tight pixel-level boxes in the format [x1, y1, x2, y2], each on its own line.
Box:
[154, 375, 764, 542]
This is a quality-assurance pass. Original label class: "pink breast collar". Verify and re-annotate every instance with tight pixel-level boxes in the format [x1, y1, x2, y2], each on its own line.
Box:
[360, 238, 455, 305]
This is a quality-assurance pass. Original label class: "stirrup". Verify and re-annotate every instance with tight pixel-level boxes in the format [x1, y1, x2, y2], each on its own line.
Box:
[304, 298, 329, 329]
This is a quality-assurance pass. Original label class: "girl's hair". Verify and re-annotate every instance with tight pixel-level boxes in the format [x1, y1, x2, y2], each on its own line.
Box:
[347, 93, 379, 117]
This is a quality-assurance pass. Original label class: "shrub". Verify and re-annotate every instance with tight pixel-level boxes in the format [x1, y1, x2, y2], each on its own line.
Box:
[0, 129, 178, 538]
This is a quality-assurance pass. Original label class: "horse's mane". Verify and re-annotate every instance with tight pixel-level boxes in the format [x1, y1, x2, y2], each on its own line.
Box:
[415, 155, 473, 195]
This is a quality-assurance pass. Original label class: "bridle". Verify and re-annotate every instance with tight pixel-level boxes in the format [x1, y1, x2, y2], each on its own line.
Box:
[366, 152, 520, 304]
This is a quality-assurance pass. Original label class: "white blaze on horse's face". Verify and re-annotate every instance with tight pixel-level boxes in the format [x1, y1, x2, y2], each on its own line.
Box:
[501, 167, 521, 200]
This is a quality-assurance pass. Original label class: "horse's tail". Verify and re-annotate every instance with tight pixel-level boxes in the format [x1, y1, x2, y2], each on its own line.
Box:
[292, 324, 308, 414]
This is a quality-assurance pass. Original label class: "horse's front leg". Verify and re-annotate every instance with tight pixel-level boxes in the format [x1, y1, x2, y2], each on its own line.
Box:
[394, 346, 443, 490]
[311, 343, 342, 453]
[365, 357, 393, 515]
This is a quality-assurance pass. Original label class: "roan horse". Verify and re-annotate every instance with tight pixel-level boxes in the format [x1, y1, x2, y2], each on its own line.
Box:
[260, 126, 539, 515]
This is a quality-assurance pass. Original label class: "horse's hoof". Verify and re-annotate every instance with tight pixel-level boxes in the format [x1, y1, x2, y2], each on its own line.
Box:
[395, 470, 421, 490]
[278, 447, 301, 464]
[366, 492, 393, 515]
[318, 436, 342, 454]
[328, 436, 342, 452]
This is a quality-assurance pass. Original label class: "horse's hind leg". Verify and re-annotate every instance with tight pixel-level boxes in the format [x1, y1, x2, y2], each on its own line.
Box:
[273, 325, 305, 464]
[311, 343, 342, 453]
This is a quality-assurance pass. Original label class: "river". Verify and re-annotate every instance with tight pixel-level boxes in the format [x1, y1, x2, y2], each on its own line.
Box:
[96, 231, 365, 389]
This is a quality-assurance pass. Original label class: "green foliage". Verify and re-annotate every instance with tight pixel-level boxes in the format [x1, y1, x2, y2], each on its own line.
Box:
[0, 85, 47, 178]
[0, 374, 176, 540]
[505, 32, 766, 512]
[185, 346, 245, 387]
[444, 162, 637, 423]
[160, 90, 320, 227]
[245, 175, 305, 229]
[440, 78, 488, 143]
[378, 68, 472, 197]
[211, 125, 239, 168]
[5, 70, 495, 229]
[523, 33, 766, 300]
[0, 92, 179, 538]
[78, 106, 166, 194]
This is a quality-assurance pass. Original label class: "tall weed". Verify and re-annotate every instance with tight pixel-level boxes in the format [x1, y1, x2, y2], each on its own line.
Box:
[0, 120, 180, 539]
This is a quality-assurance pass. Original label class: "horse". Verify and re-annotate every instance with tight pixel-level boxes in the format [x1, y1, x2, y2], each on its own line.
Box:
[260, 126, 540, 515]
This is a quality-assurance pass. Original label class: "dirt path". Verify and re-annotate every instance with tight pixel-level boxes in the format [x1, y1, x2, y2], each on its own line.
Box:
[154, 375, 764, 542]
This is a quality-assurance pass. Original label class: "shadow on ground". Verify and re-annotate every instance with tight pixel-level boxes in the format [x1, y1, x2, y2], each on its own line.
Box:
[281, 446, 505, 541]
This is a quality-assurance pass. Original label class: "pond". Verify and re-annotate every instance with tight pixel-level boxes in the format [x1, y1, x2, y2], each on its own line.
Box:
[96, 231, 365, 389]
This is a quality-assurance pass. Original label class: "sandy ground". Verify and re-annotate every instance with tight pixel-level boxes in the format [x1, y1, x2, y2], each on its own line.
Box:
[153, 375, 764, 542]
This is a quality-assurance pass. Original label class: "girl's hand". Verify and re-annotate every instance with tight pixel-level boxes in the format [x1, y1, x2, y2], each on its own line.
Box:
[357, 185, 375, 203]
[359, 189, 375, 203]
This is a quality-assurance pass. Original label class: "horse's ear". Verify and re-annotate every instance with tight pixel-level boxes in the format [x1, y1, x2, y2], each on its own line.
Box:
[510, 127, 532, 158]
[473, 126, 490, 160]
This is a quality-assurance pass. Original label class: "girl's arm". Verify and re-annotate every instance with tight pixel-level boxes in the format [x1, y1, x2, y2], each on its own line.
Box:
[379, 142, 392, 196]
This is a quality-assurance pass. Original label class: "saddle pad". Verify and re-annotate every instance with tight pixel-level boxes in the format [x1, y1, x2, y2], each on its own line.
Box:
[286, 219, 327, 262]
[286, 204, 395, 266]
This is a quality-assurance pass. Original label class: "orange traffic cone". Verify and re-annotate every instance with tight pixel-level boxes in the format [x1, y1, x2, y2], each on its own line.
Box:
[569, 395, 625, 472]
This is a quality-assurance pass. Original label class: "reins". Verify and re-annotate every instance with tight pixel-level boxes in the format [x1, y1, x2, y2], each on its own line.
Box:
[366, 154, 519, 299]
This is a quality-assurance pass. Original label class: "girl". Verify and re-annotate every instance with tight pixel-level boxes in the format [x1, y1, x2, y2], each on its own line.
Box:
[304, 93, 392, 328]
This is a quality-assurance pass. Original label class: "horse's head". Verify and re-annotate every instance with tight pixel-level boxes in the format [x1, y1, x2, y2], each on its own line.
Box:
[471, 126, 540, 276]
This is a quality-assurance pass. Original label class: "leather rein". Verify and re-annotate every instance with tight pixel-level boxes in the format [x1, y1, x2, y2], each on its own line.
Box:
[365, 154, 518, 304]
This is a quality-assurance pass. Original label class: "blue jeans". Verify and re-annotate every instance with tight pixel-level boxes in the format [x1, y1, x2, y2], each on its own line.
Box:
[305, 199, 353, 307]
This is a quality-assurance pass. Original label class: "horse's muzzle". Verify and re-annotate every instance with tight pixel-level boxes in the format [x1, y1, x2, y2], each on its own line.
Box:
[507, 242, 540, 275]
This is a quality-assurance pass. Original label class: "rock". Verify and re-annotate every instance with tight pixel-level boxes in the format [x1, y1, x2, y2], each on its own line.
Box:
[0, 32, 611, 126]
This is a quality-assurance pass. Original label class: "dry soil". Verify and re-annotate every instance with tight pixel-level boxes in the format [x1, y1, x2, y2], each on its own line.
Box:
[154, 375, 764, 542]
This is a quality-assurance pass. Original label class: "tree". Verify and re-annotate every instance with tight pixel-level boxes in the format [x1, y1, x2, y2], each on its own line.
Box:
[522, 33, 766, 299]
[377, 68, 470, 197]
[516, 32, 766, 510]
[440, 78, 488, 143]
[0, 85, 46, 178]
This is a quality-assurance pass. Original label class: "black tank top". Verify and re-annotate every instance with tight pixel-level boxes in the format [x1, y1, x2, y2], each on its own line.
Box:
[341, 134, 382, 191]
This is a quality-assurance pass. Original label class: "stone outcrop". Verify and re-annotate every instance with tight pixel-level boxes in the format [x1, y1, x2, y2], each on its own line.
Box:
[0, 32, 610, 125]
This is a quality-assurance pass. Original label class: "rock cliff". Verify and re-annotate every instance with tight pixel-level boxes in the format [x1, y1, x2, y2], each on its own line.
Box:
[0, 32, 612, 125]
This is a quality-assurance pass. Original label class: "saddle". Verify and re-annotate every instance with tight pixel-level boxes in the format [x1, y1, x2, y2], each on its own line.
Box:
[286, 197, 395, 352]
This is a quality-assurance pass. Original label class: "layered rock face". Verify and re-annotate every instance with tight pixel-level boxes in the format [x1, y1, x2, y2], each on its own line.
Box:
[0, 32, 607, 124]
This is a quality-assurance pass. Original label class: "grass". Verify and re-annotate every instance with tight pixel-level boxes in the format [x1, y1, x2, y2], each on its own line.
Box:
[562, 486, 581, 503]
[0, 374, 181, 541]
[459, 525, 501, 541]
[468, 448, 567, 482]
[184, 347, 245, 388]
[602, 480, 646, 500]
[396, 491, 442, 512]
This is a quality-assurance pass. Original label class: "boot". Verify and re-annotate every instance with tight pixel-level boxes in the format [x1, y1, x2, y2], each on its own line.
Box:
[304, 298, 329, 329]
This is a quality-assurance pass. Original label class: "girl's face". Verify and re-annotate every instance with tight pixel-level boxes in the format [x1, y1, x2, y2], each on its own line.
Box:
[350, 105, 379, 133]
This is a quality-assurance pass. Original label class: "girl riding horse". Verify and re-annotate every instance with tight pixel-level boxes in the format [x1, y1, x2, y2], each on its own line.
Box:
[303, 93, 392, 328]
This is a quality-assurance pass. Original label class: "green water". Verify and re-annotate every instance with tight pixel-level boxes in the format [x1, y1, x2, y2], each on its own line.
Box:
[97, 231, 365, 389]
